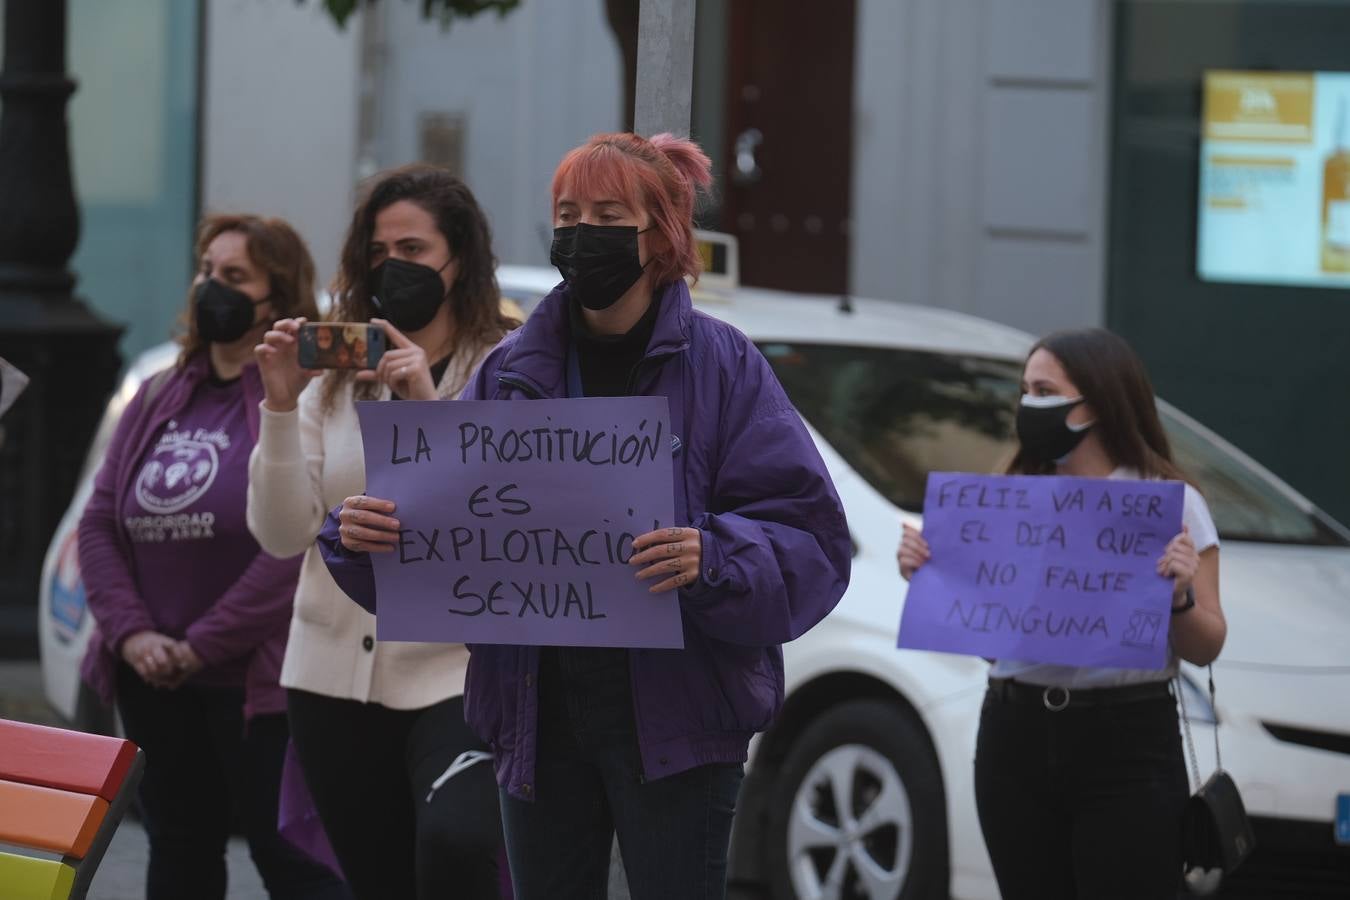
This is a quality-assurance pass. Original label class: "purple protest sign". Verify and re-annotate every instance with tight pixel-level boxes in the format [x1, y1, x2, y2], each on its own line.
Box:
[898, 472, 1184, 669]
[356, 397, 682, 649]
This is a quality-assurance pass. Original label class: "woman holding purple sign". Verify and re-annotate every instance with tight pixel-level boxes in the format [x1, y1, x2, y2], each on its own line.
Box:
[899, 328, 1226, 900]
[320, 132, 853, 899]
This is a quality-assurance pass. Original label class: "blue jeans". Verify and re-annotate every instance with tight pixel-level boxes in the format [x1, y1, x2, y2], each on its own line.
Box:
[500, 648, 743, 900]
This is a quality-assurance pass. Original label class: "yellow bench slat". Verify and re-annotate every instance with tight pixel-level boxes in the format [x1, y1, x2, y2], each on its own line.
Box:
[0, 851, 75, 900]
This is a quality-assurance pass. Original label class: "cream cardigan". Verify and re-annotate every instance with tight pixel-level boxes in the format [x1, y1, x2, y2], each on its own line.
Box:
[246, 343, 494, 709]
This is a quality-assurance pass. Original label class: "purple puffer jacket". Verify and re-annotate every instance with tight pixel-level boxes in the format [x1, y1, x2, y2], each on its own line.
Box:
[319, 280, 852, 799]
[79, 352, 300, 720]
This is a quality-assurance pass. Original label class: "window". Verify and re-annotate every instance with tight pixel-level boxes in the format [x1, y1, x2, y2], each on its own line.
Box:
[1163, 408, 1349, 546]
[1108, 0, 1350, 531]
[760, 342, 1349, 547]
[759, 343, 1021, 512]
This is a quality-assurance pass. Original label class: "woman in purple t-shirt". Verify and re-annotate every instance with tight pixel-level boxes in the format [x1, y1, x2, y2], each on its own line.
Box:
[79, 215, 350, 900]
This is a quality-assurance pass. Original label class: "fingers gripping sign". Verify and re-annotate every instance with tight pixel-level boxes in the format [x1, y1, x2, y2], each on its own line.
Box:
[630, 526, 703, 594]
[1157, 524, 1200, 598]
[339, 494, 402, 554]
[897, 522, 931, 582]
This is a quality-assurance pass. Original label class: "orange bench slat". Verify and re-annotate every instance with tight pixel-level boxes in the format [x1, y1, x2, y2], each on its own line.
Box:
[0, 719, 138, 802]
[0, 779, 109, 859]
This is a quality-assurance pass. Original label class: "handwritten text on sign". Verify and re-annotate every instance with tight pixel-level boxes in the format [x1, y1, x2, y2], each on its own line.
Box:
[356, 397, 682, 648]
[897, 473, 1184, 669]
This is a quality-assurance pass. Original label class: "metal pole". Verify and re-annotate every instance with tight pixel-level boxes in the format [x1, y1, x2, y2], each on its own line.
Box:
[0, 0, 122, 652]
[633, 0, 696, 137]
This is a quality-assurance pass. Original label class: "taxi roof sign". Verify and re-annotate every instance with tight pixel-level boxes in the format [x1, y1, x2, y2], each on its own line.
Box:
[693, 230, 739, 295]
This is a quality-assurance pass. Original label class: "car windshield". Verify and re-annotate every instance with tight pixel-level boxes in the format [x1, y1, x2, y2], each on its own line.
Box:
[760, 342, 1349, 547]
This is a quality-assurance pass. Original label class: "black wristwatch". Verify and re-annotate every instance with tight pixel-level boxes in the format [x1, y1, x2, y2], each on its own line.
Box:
[1171, 586, 1196, 615]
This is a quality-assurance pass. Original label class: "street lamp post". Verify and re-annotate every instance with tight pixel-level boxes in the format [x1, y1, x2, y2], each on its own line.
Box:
[0, 0, 122, 654]
[634, 0, 696, 138]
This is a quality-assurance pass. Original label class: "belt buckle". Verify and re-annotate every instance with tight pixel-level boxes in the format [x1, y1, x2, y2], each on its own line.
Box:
[1042, 685, 1071, 712]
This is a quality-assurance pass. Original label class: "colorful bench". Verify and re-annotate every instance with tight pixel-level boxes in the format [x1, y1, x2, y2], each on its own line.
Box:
[0, 718, 144, 900]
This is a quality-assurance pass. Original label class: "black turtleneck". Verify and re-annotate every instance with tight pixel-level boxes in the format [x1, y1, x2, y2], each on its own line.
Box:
[568, 293, 660, 397]
[538, 294, 662, 735]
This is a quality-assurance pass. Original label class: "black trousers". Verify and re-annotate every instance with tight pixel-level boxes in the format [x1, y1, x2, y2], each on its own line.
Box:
[499, 648, 742, 900]
[286, 689, 503, 900]
[114, 665, 351, 900]
[974, 683, 1190, 900]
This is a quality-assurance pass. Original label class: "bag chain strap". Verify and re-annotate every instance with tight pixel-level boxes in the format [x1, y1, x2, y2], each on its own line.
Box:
[1177, 664, 1223, 792]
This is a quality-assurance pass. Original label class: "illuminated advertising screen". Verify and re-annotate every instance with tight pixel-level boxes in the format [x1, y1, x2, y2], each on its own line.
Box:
[1198, 70, 1350, 287]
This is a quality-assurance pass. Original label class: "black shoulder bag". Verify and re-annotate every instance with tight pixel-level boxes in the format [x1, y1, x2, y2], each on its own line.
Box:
[1177, 666, 1256, 896]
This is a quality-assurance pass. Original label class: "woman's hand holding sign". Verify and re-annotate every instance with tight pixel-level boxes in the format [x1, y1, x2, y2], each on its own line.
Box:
[358, 319, 437, 400]
[631, 527, 703, 594]
[338, 495, 401, 553]
[897, 523, 930, 582]
[1158, 525, 1199, 602]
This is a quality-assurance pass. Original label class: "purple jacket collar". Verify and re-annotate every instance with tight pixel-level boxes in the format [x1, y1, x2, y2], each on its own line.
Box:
[495, 281, 693, 400]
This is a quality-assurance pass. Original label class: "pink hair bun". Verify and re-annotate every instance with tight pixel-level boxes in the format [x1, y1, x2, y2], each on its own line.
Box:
[648, 132, 714, 193]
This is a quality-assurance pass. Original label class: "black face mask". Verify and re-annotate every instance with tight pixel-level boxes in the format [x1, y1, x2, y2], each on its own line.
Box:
[550, 223, 649, 311]
[1015, 395, 1094, 463]
[194, 279, 269, 344]
[369, 257, 450, 333]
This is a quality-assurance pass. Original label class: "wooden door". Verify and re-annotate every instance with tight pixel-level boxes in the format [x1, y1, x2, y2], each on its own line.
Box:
[720, 0, 857, 295]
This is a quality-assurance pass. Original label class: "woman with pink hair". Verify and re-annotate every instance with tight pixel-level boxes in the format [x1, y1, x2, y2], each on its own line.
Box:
[320, 133, 852, 898]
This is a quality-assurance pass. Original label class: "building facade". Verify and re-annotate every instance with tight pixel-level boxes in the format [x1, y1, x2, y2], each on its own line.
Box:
[51, 0, 1350, 525]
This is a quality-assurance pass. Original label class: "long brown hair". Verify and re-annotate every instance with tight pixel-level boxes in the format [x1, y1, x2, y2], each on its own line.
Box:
[177, 214, 318, 365]
[1006, 328, 1191, 483]
[322, 164, 515, 409]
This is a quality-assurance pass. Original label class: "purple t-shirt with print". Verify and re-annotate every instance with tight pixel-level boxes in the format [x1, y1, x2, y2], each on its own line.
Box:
[121, 375, 258, 685]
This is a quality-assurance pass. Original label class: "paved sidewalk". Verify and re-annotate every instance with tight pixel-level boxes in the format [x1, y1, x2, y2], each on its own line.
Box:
[1, 660, 634, 899]
[90, 823, 266, 900]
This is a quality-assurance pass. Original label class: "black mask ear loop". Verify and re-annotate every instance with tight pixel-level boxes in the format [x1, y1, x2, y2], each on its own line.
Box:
[434, 255, 455, 303]
[636, 224, 655, 270]
[248, 287, 274, 329]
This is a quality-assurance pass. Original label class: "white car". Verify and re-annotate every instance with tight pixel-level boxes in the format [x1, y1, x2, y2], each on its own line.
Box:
[40, 245, 1350, 899]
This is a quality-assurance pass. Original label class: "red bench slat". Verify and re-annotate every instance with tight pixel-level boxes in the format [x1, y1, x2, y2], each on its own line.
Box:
[0, 720, 137, 803]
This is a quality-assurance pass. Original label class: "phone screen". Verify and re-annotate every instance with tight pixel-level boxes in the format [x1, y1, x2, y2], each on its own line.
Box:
[297, 323, 386, 369]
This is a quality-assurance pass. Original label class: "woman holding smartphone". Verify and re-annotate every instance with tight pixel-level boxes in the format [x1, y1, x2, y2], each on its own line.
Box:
[247, 165, 516, 900]
[898, 328, 1227, 900]
[79, 214, 348, 900]
[317, 132, 853, 899]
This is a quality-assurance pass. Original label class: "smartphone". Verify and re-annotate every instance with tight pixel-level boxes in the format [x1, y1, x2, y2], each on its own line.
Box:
[298, 323, 387, 370]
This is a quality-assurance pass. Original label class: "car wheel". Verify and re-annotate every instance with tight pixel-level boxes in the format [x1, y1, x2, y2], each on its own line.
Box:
[765, 699, 947, 900]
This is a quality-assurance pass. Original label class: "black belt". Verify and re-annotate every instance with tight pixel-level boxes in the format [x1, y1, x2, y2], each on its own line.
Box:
[986, 677, 1173, 712]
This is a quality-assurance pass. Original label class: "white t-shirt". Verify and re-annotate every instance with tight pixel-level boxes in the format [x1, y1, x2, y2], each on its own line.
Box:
[989, 466, 1220, 689]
